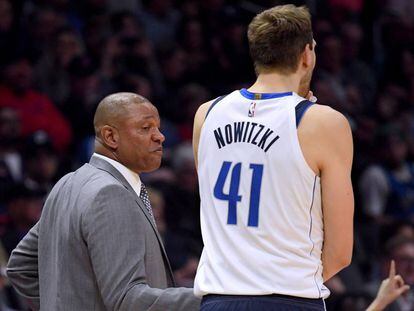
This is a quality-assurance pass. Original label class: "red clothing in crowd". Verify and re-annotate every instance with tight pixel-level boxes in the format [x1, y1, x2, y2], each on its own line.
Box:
[0, 85, 72, 152]
[328, 0, 364, 12]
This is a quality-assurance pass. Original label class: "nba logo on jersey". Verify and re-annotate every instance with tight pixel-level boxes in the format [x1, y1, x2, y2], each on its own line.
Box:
[248, 102, 256, 117]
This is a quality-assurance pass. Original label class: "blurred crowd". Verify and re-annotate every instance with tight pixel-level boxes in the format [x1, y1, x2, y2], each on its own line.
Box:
[0, 0, 413, 310]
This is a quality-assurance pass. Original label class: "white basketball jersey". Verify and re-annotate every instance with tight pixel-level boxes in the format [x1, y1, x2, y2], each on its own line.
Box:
[194, 89, 329, 299]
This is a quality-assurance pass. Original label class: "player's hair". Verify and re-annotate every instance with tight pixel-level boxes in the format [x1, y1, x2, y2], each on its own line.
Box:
[247, 4, 313, 74]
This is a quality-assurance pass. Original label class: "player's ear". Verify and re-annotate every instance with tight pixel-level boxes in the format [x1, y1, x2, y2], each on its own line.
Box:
[302, 43, 314, 69]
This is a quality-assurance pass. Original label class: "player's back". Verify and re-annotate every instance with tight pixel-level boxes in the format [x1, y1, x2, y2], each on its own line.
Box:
[194, 89, 329, 299]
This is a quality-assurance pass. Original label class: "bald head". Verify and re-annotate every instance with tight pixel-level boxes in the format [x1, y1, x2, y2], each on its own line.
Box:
[93, 92, 164, 173]
[94, 92, 149, 138]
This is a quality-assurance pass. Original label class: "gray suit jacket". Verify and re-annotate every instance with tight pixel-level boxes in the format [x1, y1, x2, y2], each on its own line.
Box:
[6, 155, 200, 310]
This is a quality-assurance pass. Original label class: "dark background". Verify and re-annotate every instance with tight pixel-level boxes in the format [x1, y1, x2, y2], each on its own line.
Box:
[0, 0, 413, 310]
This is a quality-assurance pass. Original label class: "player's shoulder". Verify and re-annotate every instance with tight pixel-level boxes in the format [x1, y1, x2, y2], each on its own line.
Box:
[197, 99, 215, 115]
[194, 99, 214, 125]
[305, 103, 351, 134]
[195, 92, 236, 120]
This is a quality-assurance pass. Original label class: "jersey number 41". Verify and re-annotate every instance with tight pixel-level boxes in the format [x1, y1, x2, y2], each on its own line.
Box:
[214, 161, 264, 227]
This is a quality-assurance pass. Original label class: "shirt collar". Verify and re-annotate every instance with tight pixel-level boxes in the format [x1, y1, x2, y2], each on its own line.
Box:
[239, 88, 293, 100]
[93, 153, 142, 197]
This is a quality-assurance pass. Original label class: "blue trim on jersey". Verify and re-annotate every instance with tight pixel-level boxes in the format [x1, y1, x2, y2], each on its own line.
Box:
[240, 88, 293, 100]
[296, 100, 314, 127]
[308, 175, 322, 298]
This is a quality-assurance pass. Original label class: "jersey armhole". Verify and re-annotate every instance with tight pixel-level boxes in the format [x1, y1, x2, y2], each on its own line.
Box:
[295, 100, 314, 127]
[293, 99, 319, 178]
[205, 94, 229, 120]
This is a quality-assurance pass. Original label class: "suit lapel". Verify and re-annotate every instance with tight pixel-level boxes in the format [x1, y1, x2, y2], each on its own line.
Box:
[89, 155, 176, 285]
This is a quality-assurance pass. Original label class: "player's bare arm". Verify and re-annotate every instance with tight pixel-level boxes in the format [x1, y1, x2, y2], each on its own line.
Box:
[299, 104, 354, 282]
[192, 101, 213, 169]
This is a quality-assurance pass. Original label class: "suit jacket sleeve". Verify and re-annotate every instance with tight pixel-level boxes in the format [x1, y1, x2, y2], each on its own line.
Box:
[82, 184, 200, 311]
[6, 222, 40, 311]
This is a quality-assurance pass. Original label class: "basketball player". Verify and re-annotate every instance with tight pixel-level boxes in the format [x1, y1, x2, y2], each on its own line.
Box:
[192, 5, 354, 310]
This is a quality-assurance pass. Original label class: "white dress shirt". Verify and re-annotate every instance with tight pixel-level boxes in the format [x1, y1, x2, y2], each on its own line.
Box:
[93, 153, 142, 197]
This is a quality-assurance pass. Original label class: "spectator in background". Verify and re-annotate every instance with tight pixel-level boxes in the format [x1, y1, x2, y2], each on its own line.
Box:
[177, 19, 209, 85]
[22, 131, 59, 194]
[0, 0, 20, 67]
[139, 0, 180, 50]
[0, 56, 72, 153]
[218, 13, 254, 86]
[166, 142, 201, 244]
[24, 6, 66, 60]
[178, 0, 200, 20]
[63, 56, 113, 140]
[400, 50, 414, 89]
[158, 47, 189, 115]
[367, 261, 410, 311]
[34, 27, 84, 107]
[147, 186, 167, 236]
[118, 73, 153, 100]
[366, 237, 414, 310]
[340, 22, 377, 104]
[147, 185, 200, 288]
[360, 130, 414, 223]
[77, 0, 108, 22]
[199, 0, 227, 36]
[118, 35, 164, 96]
[82, 15, 110, 63]
[328, 245, 413, 311]
[386, 0, 414, 28]
[107, 0, 141, 14]
[327, 0, 364, 18]
[1, 183, 44, 255]
[0, 107, 22, 227]
[176, 84, 210, 141]
[316, 34, 348, 109]
[110, 10, 143, 38]
[0, 107, 22, 185]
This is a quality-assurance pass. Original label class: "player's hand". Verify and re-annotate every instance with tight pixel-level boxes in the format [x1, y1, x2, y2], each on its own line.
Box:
[305, 90, 317, 103]
[366, 260, 410, 311]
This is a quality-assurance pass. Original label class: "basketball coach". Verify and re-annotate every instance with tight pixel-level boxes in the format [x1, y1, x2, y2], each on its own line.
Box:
[6, 92, 201, 310]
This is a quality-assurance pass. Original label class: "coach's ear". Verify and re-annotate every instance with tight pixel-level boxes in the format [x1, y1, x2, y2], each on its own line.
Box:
[100, 125, 119, 150]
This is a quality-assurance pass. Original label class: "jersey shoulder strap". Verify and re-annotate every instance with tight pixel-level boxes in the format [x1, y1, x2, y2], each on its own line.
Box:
[295, 100, 314, 127]
[205, 94, 229, 120]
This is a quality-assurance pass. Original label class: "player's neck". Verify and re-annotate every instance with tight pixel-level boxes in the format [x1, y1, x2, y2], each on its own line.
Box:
[248, 72, 301, 94]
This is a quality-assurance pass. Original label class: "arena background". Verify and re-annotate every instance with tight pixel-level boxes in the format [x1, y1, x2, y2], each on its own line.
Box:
[0, 0, 413, 310]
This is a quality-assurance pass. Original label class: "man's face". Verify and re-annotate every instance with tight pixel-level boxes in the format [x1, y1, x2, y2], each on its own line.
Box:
[387, 135, 408, 167]
[0, 108, 20, 146]
[393, 243, 414, 285]
[27, 150, 58, 182]
[5, 59, 33, 92]
[116, 102, 165, 173]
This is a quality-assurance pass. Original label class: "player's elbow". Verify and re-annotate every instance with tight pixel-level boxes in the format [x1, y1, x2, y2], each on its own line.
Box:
[324, 242, 353, 273]
[338, 253, 352, 269]
[333, 247, 353, 271]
